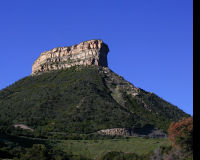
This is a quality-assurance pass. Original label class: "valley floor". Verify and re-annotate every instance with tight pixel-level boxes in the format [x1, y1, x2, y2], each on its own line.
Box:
[53, 137, 170, 159]
[0, 135, 170, 160]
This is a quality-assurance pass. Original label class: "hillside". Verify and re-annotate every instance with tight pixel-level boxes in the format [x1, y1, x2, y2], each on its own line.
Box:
[0, 39, 190, 159]
[0, 65, 188, 138]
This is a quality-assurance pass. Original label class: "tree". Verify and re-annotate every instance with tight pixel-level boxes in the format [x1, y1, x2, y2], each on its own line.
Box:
[168, 117, 193, 152]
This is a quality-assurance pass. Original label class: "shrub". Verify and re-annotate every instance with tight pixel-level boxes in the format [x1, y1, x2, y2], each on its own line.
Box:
[168, 117, 193, 152]
[20, 144, 48, 160]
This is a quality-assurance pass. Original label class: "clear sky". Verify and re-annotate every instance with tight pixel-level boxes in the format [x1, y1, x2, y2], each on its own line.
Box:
[0, 0, 193, 115]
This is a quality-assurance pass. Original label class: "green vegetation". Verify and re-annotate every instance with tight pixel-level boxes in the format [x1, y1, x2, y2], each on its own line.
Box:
[0, 66, 188, 137]
[0, 66, 190, 159]
[98, 151, 149, 160]
[55, 137, 169, 159]
[0, 135, 169, 160]
[0, 66, 138, 136]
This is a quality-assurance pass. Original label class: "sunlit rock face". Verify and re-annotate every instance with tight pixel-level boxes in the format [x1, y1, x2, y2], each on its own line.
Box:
[32, 40, 109, 75]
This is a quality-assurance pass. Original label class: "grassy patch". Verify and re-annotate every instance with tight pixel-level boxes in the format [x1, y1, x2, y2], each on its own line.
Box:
[54, 137, 170, 159]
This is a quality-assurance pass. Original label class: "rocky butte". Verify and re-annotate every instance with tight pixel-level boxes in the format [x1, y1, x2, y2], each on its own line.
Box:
[0, 39, 189, 138]
[32, 40, 109, 75]
[32, 39, 142, 108]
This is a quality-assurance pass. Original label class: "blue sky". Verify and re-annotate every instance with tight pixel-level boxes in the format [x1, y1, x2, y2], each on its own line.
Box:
[0, 0, 193, 115]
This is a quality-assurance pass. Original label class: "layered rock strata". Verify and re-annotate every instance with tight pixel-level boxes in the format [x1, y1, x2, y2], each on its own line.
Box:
[32, 40, 109, 75]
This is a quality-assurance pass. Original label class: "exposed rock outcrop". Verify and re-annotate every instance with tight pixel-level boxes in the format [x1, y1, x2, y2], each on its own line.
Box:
[97, 127, 167, 138]
[97, 67, 152, 112]
[14, 124, 34, 131]
[99, 67, 140, 105]
[32, 40, 109, 75]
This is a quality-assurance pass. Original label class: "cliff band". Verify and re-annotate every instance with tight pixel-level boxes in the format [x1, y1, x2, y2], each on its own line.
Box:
[32, 40, 109, 75]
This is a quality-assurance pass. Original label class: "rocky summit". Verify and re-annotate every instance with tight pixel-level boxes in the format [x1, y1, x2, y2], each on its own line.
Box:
[32, 40, 109, 75]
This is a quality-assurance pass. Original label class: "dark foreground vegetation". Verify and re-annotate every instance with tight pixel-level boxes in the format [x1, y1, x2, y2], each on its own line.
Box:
[0, 117, 192, 160]
[0, 135, 168, 160]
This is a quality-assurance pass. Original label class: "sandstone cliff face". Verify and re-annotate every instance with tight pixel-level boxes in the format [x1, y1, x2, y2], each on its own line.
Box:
[32, 40, 109, 75]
